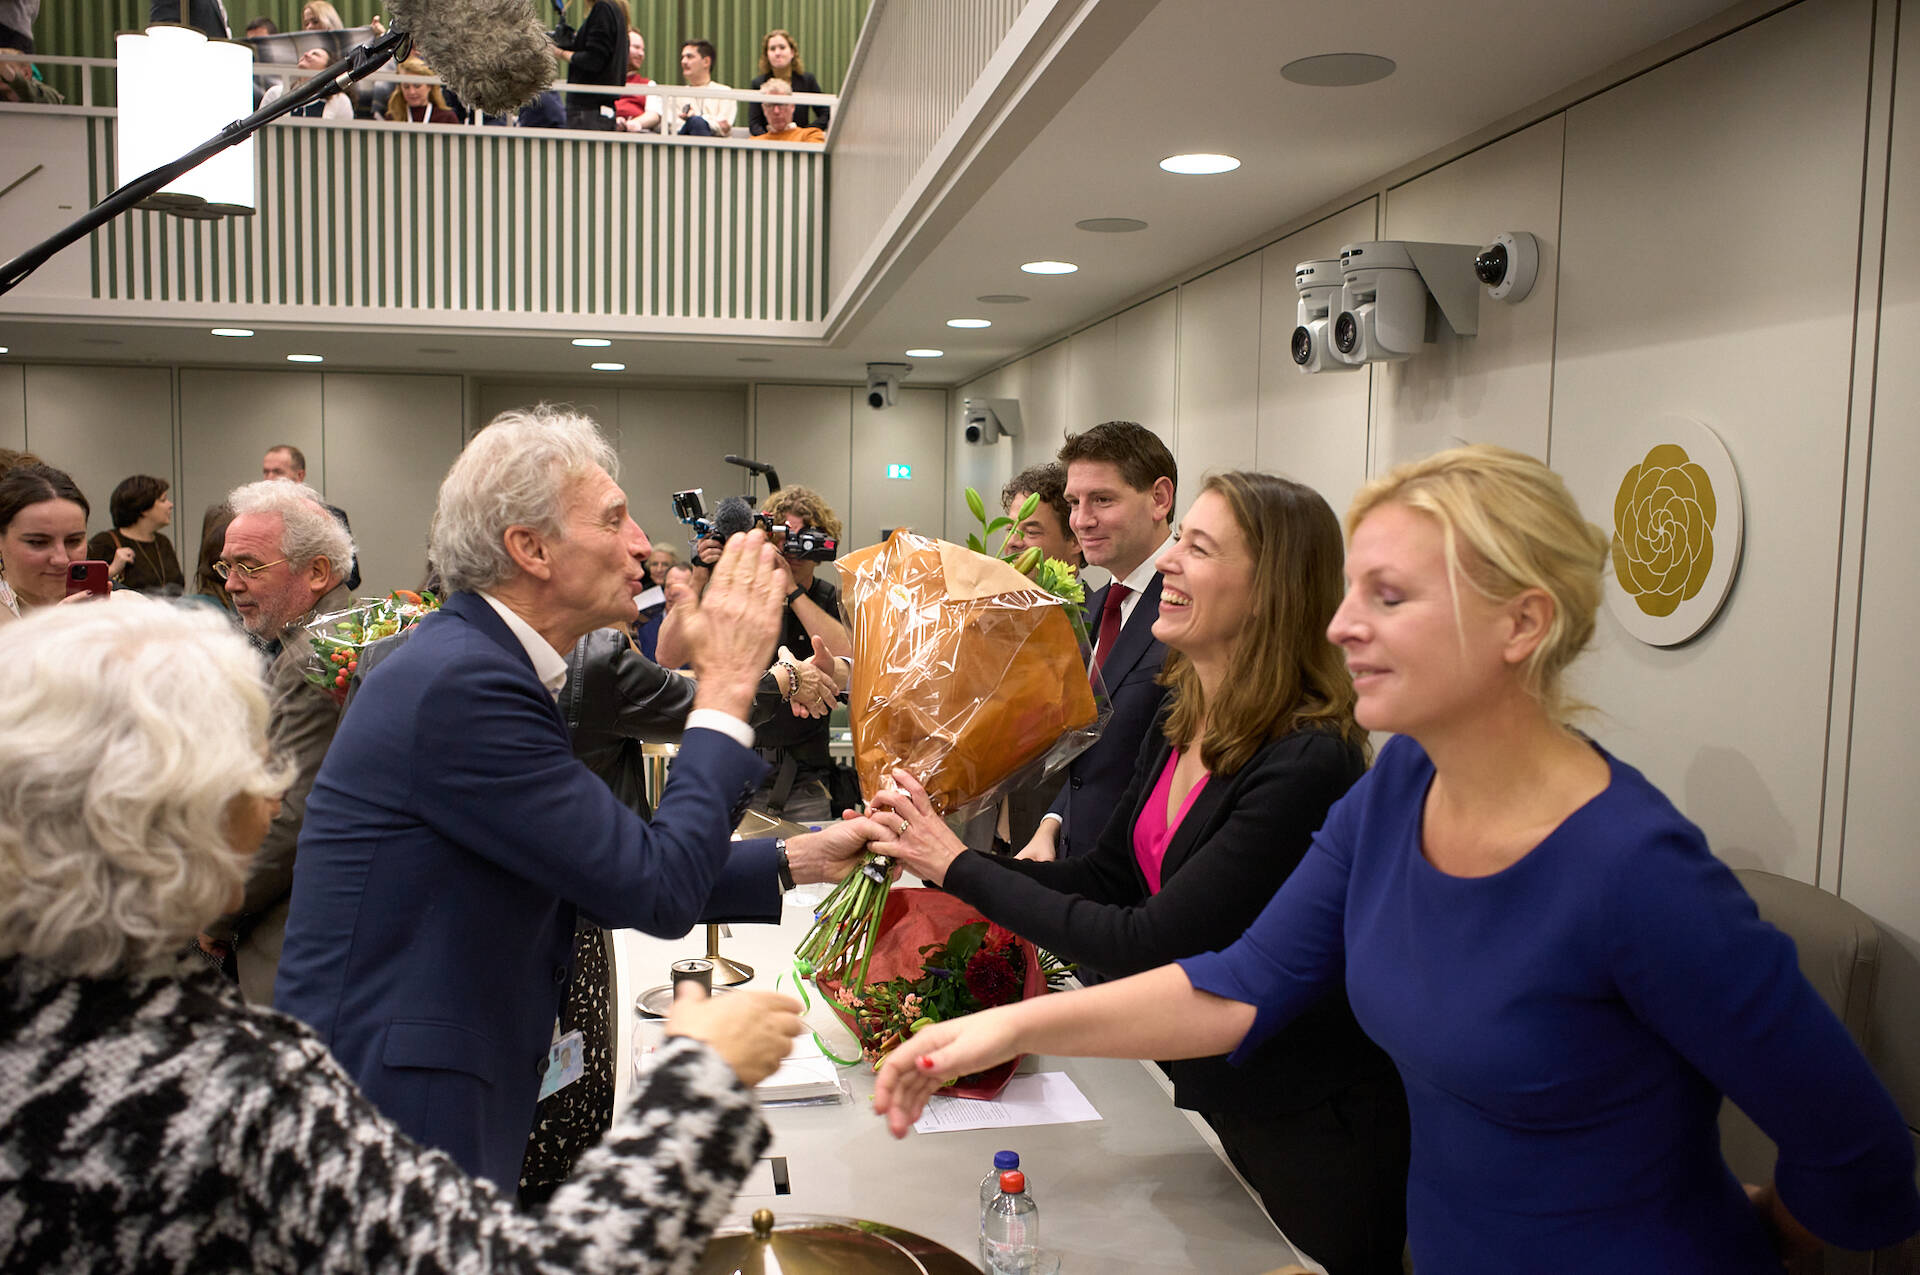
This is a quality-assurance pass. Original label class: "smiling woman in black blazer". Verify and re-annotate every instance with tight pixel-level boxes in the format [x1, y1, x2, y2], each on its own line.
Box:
[871, 471, 1410, 1275]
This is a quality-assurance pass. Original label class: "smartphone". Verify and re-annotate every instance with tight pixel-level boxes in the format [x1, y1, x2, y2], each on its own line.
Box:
[66, 560, 111, 598]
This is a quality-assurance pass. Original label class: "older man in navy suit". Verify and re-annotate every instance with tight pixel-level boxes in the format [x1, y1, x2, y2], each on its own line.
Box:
[1018, 421, 1179, 870]
[275, 406, 873, 1186]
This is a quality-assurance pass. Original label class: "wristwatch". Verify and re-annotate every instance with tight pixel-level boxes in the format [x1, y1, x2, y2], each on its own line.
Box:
[774, 839, 796, 892]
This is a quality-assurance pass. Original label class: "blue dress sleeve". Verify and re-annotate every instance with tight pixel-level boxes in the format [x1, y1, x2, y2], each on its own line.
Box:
[1604, 826, 1920, 1250]
[1175, 772, 1362, 1064]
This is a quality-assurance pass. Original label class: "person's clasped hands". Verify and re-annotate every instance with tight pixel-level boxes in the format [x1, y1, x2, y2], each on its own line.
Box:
[861, 769, 966, 885]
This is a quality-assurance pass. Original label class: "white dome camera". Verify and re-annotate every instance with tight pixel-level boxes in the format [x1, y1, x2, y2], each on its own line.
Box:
[1289, 260, 1364, 375]
[1332, 241, 1434, 365]
[1474, 231, 1539, 303]
[962, 396, 1021, 446]
[865, 362, 912, 409]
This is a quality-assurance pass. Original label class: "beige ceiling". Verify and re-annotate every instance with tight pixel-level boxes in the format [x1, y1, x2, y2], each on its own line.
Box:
[0, 0, 1745, 387]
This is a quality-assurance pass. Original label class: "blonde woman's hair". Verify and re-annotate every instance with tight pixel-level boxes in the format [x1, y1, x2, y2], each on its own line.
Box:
[761, 484, 842, 543]
[0, 599, 292, 976]
[1161, 471, 1367, 775]
[301, 0, 343, 30]
[1347, 444, 1609, 719]
[385, 56, 450, 119]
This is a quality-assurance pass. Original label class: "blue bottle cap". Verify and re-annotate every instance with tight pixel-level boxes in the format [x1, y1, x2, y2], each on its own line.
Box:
[994, 1150, 1019, 1170]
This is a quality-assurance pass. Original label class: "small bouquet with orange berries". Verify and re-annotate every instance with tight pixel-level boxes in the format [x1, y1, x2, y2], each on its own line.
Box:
[302, 589, 440, 701]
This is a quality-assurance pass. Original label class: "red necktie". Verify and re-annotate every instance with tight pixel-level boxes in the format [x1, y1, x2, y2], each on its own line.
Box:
[1094, 583, 1132, 672]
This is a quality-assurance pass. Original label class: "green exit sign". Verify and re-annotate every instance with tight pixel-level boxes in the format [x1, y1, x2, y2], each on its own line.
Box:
[887, 463, 913, 479]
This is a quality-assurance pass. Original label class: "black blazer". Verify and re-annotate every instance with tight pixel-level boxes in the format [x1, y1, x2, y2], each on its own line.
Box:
[944, 717, 1397, 1114]
[1049, 574, 1170, 859]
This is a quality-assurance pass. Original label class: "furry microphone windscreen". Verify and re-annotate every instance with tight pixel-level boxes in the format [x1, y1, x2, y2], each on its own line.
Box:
[387, 0, 555, 117]
[710, 496, 759, 541]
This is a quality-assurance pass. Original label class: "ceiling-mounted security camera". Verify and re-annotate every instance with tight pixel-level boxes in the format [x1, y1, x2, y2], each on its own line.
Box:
[865, 362, 912, 409]
[1474, 231, 1539, 303]
[1290, 259, 1365, 375]
[962, 396, 1021, 446]
[1331, 240, 1482, 365]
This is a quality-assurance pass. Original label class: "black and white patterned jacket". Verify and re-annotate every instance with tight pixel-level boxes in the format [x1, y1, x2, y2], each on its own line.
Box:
[0, 958, 768, 1274]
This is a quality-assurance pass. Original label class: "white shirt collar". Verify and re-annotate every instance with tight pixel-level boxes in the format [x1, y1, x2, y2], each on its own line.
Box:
[478, 591, 570, 698]
[1116, 529, 1177, 595]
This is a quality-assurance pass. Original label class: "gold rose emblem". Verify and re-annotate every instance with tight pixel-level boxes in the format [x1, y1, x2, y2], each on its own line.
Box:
[1611, 444, 1716, 618]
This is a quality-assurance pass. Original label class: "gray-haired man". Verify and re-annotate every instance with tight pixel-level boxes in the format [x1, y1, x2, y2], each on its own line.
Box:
[198, 479, 355, 1004]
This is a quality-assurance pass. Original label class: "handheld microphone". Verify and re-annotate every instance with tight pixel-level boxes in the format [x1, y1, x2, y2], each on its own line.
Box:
[385, 0, 557, 117]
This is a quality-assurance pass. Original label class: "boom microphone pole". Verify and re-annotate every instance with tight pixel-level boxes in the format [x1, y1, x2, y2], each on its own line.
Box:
[0, 26, 412, 297]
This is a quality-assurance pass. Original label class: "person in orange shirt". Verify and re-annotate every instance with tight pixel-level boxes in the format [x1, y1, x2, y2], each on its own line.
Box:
[750, 78, 823, 144]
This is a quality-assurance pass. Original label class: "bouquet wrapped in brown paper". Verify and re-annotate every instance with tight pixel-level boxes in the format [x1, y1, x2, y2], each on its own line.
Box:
[840, 530, 1103, 822]
[794, 528, 1106, 987]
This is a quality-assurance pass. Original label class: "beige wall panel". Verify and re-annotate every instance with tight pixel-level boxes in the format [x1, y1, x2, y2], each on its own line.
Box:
[473, 383, 620, 438]
[1548, 0, 1871, 883]
[1113, 292, 1180, 443]
[1254, 201, 1377, 512]
[178, 370, 321, 546]
[0, 365, 25, 453]
[755, 384, 854, 589]
[1064, 317, 1119, 431]
[616, 388, 748, 548]
[318, 374, 464, 597]
[1376, 116, 1565, 467]
[26, 366, 177, 544]
[1019, 340, 1072, 472]
[1840, 0, 1920, 1124]
[1173, 257, 1261, 514]
[850, 387, 947, 549]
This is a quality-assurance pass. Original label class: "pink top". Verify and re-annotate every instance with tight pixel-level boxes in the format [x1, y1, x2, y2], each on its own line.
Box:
[1132, 749, 1210, 894]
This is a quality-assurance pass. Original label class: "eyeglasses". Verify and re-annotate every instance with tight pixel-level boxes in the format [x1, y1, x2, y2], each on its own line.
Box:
[212, 558, 288, 580]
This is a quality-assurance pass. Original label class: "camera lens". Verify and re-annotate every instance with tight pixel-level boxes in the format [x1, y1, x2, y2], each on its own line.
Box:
[1333, 311, 1360, 356]
[867, 390, 885, 409]
[1290, 325, 1314, 367]
[964, 423, 981, 444]
[1473, 243, 1508, 286]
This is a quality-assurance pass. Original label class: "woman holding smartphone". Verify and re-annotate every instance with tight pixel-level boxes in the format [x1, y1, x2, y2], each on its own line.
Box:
[0, 463, 96, 623]
[872, 446, 1920, 1273]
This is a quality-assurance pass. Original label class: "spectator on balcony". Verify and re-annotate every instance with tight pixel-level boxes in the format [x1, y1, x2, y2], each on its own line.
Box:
[550, 0, 626, 132]
[747, 29, 828, 137]
[0, 45, 58, 104]
[0, 0, 37, 54]
[662, 38, 734, 137]
[613, 29, 662, 133]
[258, 2, 355, 122]
[385, 55, 456, 123]
[148, 0, 227, 40]
[749, 77, 823, 145]
[243, 15, 276, 37]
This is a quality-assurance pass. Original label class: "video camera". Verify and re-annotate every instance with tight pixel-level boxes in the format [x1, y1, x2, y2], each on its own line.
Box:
[671, 489, 838, 563]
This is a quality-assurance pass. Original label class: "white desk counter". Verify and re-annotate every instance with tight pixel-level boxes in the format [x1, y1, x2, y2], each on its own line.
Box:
[611, 885, 1305, 1274]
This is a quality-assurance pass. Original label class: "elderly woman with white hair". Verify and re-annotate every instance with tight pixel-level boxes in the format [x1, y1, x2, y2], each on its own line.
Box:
[0, 599, 802, 1273]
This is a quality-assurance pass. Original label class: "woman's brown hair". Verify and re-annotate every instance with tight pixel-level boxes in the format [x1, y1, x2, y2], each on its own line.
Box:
[757, 28, 805, 80]
[1160, 471, 1366, 775]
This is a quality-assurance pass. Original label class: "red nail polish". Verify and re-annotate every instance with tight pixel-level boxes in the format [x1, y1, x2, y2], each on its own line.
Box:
[917, 1055, 936, 1070]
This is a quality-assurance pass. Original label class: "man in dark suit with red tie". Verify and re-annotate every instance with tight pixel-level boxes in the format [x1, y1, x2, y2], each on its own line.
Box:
[1017, 421, 1179, 874]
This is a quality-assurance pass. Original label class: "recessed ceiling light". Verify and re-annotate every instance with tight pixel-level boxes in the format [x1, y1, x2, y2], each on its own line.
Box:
[946, 318, 991, 329]
[976, 294, 1029, 304]
[1281, 52, 1397, 87]
[286, 353, 324, 363]
[590, 361, 626, 371]
[211, 327, 254, 337]
[572, 337, 612, 347]
[1075, 217, 1148, 233]
[0, 346, 9, 354]
[904, 348, 944, 358]
[1020, 261, 1078, 275]
[738, 356, 774, 363]
[1159, 153, 1240, 175]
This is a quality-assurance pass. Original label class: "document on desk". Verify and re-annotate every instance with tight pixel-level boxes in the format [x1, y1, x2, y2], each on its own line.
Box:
[912, 1072, 1101, 1134]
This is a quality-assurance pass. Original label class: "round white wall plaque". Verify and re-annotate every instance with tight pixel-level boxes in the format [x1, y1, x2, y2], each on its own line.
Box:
[1603, 416, 1744, 647]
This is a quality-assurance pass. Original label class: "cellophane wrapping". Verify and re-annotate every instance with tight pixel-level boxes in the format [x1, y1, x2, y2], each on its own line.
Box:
[839, 531, 1106, 822]
[302, 589, 439, 699]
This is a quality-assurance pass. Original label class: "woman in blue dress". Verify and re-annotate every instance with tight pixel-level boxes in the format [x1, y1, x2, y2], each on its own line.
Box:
[870, 445, 1920, 1272]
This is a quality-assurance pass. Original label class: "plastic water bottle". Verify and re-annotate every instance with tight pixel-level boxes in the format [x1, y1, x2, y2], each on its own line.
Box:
[978, 1150, 1019, 1224]
[979, 1170, 1038, 1274]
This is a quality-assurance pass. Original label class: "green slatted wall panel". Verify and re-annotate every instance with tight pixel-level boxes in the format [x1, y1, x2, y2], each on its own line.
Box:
[33, 1, 866, 106]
